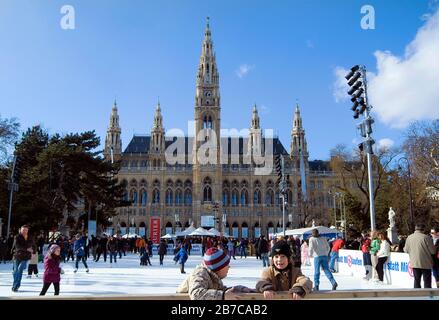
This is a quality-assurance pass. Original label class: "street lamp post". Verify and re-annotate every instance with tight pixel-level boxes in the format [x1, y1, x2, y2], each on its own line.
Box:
[398, 157, 414, 232]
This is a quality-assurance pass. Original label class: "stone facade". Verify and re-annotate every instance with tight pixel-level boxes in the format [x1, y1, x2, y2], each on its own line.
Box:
[104, 19, 345, 239]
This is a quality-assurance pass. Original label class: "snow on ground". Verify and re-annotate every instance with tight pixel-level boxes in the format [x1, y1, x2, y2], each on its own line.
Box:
[0, 253, 413, 297]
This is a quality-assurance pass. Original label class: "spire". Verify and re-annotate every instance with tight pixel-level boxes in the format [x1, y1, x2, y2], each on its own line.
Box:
[153, 100, 163, 130]
[105, 100, 122, 161]
[290, 102, 308, 163]
[196, 17, 219, 87]
[293, 103, 303, 131]
[251, 103, 260, 129]
[205, 16, 211, 37]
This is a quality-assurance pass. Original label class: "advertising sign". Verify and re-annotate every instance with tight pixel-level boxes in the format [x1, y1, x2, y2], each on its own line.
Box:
[201, 215, 214, 228]
[150, 218, 161, 243]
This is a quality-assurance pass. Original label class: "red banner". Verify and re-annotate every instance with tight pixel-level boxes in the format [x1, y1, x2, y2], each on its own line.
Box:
[150, 217, 161, 244]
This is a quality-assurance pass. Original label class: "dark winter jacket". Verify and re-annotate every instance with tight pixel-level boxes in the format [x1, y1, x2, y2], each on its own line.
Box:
[107, 238, 118, 252]
[43, 255, 61, 283]
[258, 238, 269, 254]
[0, 239, 7, 256]
[158, 242, 167, 255]
[12, 234, 34, 261]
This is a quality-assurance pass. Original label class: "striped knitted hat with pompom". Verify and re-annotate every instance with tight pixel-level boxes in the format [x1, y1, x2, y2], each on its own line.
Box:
[203, 247, 230, 272]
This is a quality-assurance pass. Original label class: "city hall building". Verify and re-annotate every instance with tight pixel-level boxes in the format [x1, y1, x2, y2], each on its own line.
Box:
[103, 20, 342, 239]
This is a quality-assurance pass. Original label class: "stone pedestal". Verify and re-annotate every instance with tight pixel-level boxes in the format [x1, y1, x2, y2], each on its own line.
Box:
[387, 227, 398, 245]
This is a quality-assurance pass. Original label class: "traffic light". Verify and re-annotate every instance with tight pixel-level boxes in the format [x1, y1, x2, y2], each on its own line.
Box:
[346, 65, 367, 119]
[358, 139, 375, 154]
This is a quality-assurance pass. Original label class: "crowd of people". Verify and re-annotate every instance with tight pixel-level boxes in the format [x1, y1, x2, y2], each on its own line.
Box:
[2, 222, 439, 298]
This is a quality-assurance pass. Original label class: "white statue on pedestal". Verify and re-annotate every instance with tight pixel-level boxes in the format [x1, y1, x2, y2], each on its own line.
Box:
[388, 207, 396, 229]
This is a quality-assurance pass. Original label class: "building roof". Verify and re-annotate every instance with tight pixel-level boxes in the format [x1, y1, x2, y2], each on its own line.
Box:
[123, 135, 289, 156]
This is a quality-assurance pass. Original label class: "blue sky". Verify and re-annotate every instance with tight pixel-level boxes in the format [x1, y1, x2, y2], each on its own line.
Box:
[1, 0, 437, 160]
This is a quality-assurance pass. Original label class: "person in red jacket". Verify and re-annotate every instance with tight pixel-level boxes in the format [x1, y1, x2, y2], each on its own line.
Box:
[361, 233, 372, 280]
[329, 236, 345, 273]
[40, 244, 63, 296]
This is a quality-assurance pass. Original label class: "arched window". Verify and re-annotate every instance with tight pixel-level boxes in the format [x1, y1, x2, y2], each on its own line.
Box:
[240, 190, 248, 206]
[231, 189, 239, 206]
[175, 189, 183, 206]
[265, 189, 274, 206]
[153, 189, 160, 204]
[130, 189, 138, 205]
[203, 186, 212, 202]
[141, 189, 147, 206]
[223, 189, 229, 206]
[166, 189, 173, 206]
[254, 190, 261, 205]
[123, 190, 129, 202]
[203, 177, 212, 203]
[184, 189, 192, 205]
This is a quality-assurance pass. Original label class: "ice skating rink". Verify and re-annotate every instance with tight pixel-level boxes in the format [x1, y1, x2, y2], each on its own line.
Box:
[0, 253, 415, 297]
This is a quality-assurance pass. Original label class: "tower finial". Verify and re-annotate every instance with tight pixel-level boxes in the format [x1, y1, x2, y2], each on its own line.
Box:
[113, 97, 117, 108]
[206, 16, 210, 29]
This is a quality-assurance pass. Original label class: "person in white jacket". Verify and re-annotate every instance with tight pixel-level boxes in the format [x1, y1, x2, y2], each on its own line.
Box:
[308, 229, 338, 291]
[375, 232, 391, 284]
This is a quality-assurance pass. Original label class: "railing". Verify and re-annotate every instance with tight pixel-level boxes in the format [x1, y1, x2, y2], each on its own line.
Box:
[2, 289, 439, 300]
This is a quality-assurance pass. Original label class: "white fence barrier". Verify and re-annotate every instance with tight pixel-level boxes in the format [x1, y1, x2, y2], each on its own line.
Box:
[338, 249, 416, 287]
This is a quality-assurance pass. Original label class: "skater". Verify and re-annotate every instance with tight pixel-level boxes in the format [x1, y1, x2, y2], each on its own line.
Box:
[361, 233, 372, 280]
[370, 231, 381, 282]
[96, 234, 108, 262]
[308, 229, 338, 291]
[107, 236, 118, 264]
[0, 236, 8, 264]
[174, 245, 188, 274]
[177, 247, 253, 300]
[90, 235, 98, 261]
[66, 238, 75, 262]
[27, 246, 39, 278]
[73, 234, 89, 273]
[376, 232, 392, 284]
[40, 244, 63, 296]
[256, 240, 312, 300]
[11, 225, 34, 292]
[404, 224, 436, 288]
[258, 235, 270, 267]
[158, 239, 167, 266]
[301, 240, 311, 266]
[329, 235, 345, 273]
[140, 249, 152, 266]
[239, 238, 248, 259]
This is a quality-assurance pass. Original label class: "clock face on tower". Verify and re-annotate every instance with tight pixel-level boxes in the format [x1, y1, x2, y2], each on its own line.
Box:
[204, 91, 212, 97]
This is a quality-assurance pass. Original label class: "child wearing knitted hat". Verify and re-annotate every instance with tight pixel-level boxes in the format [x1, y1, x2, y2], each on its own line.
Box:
[256, 240, 313, 300]
[177, 247, 255, 300]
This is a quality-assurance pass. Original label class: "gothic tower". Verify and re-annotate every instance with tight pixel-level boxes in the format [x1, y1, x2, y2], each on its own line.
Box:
[192, 17, 222, 227]
[104, 100, 122, 162]
[248, 104, 263, 164]
[150, 100, 166, 168]
[290, 104, 309, 170]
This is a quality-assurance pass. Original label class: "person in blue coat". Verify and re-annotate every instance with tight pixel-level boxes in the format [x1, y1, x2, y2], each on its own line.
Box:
[174, 246, 188, 274]
[73, 234, 89, 273]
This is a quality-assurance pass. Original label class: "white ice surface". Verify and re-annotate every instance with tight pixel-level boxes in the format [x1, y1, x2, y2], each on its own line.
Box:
[0, 253, 425, 297]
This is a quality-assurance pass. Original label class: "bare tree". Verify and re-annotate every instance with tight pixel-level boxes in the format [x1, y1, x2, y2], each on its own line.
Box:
[0, 115, 20, 164]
